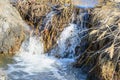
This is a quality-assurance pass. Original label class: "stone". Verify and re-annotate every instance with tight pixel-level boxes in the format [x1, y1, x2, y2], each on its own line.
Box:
[0, 0, 27, 54]
[0, 69, 7, 80]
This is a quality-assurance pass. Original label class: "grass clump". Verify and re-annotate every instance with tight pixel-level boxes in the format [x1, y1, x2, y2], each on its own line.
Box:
[76, 1, 120, 80]
[15, 0, 75, 52]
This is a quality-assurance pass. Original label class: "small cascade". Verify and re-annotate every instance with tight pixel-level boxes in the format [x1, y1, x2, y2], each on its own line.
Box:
[50, 23, 87, 58]
[5, 33, 86, 80]
[50, 9, 89, 58]
[5, 35, 65, 80]
[6, 35, 50, 72]
[0, 1, 99, 80]
[39, 5, 62, 32]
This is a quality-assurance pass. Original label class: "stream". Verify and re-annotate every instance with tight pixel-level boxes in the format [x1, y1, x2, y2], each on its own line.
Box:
[0, 0, 98, 80]
[1, 23, 87, 80]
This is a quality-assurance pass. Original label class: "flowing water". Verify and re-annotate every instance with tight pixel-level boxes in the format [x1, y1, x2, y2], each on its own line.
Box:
[1, 9, 87, 80]
[2, 30, 87, 80]
[0, 22, 87, 80]
[0, 0, 98, 80]
[50, 23, 87, 58]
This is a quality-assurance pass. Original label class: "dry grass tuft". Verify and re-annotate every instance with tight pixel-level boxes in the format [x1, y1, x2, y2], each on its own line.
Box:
[102, 61, 114, 80]
[76, 1, 120, 80]
[15, 0, 74, 52]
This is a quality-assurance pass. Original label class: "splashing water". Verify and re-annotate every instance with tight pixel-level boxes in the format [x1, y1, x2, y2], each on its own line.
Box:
[0, 1, 93, 79]
[4, 35, 86, 80]
[3, 11, 88, 78]
[50, 23, 87, 58]
[0, 8, 89, 80]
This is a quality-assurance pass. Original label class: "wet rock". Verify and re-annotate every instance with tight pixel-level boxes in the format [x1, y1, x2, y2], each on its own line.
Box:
[0, 0, 27, 54]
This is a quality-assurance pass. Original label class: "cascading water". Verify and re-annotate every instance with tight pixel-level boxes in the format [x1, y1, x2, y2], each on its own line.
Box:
[4, 34, 86, 80]
[5, 16, 87, 80]
[50, 23, 87, 58]
[0, 0, 98, 80]
[39, 6, 61, 32]
[3, 13, 88, 80]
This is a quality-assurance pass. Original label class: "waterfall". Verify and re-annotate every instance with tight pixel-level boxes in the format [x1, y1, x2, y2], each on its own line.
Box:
[50, 23, 87, 58]
[6, 35, 68, 80]
[0, 1, 99, 80]
[4, 5, 89, 80]
[50, 9, 88, 58]
[5, 34, 86, 80]
[39, 6, 61, 32]
[4, 9, 89, 79]
[7, 36, 54, 72]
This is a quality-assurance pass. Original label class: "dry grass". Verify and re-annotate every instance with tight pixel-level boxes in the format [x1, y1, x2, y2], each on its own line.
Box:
[15, 0, 75, 52]
[15, 0, 72, 27]
[102, 61, 114, 80]
[76, 1, 120, 80]
[42, 4, 74, 52]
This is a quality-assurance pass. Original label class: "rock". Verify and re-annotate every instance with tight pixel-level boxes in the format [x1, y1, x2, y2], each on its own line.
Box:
[0, 0, 27, 54]
[0, 69, 7, 80]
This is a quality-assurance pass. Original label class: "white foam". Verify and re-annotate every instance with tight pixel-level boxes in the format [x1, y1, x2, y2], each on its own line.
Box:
[53, 23, 87, 57]
[6, 36, 67, 80]
[12, 36, 56, 73]
[57, 24, 79, 57]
